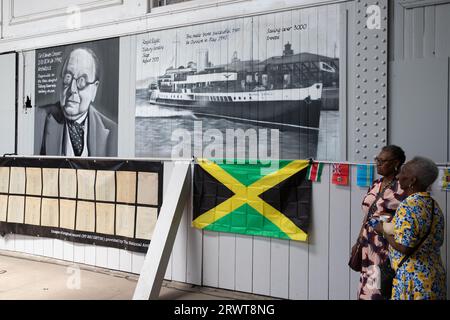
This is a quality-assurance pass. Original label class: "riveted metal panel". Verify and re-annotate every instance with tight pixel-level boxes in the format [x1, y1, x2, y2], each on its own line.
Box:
[352, 0, 388, 161]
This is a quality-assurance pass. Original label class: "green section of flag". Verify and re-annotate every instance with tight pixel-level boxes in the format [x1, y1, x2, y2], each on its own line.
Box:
[217, 160, 292, 187]
[203, 203, 290, 240]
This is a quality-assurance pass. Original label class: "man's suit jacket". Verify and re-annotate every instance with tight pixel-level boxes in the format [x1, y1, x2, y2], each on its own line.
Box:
[37, 103, 118, 157]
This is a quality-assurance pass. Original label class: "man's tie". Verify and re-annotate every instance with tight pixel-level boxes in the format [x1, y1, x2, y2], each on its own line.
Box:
[67, 120, 85, 156]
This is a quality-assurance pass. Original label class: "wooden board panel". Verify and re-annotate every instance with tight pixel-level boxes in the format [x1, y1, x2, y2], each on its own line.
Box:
[41, 198, 59, 227]
[42, 168, 59, 197]
[137, 172, 158, 206]
[9, 167, 26, 194]
[59, 169, 77, 199]
[7, 196, 25, 224]
[115, 204, 135, 238]
[135, 206, 157, 240]
[96, 203, 115, 235]
[26, 167, 42, 196]
[0, 195, 8, 222]
[77, 169, 95, 201]
[96, 171, 116, 202]
[60, 199, 76, 230]
[76, 201, 95, 232]
[0, 167, 10, 193]
[25, 196, 41, 225]
[117, 171, 137, 204]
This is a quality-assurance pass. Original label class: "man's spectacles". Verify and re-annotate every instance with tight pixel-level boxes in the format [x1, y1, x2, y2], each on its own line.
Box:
[63, 73, 97, 91]
[374, 157, 396, 165]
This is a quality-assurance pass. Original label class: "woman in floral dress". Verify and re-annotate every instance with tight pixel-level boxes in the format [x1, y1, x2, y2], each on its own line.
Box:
[354, 145, 406, 300]
[376, 157, 446, 300]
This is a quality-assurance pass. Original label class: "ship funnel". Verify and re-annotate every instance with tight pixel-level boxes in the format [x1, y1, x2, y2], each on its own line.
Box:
[197, 49, 209, 72]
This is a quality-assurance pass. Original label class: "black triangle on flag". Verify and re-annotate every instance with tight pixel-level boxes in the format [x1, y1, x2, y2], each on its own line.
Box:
[193, 165, 235, 220]
[259, 167, 312, 233]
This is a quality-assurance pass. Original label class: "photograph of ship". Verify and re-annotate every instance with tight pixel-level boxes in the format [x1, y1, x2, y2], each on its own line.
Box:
[148, 43, 338, 129]
[135, 5, 340, 160]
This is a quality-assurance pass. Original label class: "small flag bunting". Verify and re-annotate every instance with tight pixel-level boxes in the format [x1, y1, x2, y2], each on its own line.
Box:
[332, 163, 349, 186]
[357, 164, 375, 187]
[307, 162, 324, 182]
[442, 168, 450, 191]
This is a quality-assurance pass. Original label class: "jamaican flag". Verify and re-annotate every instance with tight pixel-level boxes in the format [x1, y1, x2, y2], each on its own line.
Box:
[193, 159, 312, 241]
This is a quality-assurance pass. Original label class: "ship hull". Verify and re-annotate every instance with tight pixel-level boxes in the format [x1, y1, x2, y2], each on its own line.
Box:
[150, 98, 322, 129]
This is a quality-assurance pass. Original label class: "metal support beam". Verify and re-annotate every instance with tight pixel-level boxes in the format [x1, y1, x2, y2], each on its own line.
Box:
[133, 161, 191, 300]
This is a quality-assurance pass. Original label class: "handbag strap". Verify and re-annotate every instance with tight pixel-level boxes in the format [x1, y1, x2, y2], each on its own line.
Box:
[367, 179, 396, 219]
[397, 199, 435, 270]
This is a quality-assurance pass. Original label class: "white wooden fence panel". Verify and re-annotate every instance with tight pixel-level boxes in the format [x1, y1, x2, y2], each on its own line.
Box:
[14, 235, 25, 253]
[63, 241, 74, 262]
[107, 248, 120, 271]
[53, 239, 64, 260]
[270, 238, 289, 299]
[218, 233, 236, 291]
[288, 239, 309, 300]
[131, 253, 145, 275]
[84, 245, 96, 267]
[329, 179, 351, 300]
[235, 234, 253, 294]
[95, 247, 108, 269]
[252, 236, 271, 296]
[73, 243, 85, 264]
[349, 166, 368, 300]
[308, 164, 330, 300]
[119, 249, 133, 273]
[203, 231, 220, 288]
[185, 212, 202, 285]
[42, 239, 53, 258]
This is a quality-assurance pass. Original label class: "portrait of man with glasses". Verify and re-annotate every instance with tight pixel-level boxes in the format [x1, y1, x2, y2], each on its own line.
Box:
[35, 40, 118, 157]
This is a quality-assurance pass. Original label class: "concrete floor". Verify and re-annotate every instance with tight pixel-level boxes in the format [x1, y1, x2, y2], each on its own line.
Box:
[0, 252, 273, 300]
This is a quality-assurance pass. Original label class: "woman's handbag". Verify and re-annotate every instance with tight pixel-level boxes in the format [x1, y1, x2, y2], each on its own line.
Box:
[348, 242, 363, 272]
[348, 183, 391, 272]
[379, 200, 435, 299]
[379, 257, 397, 299]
